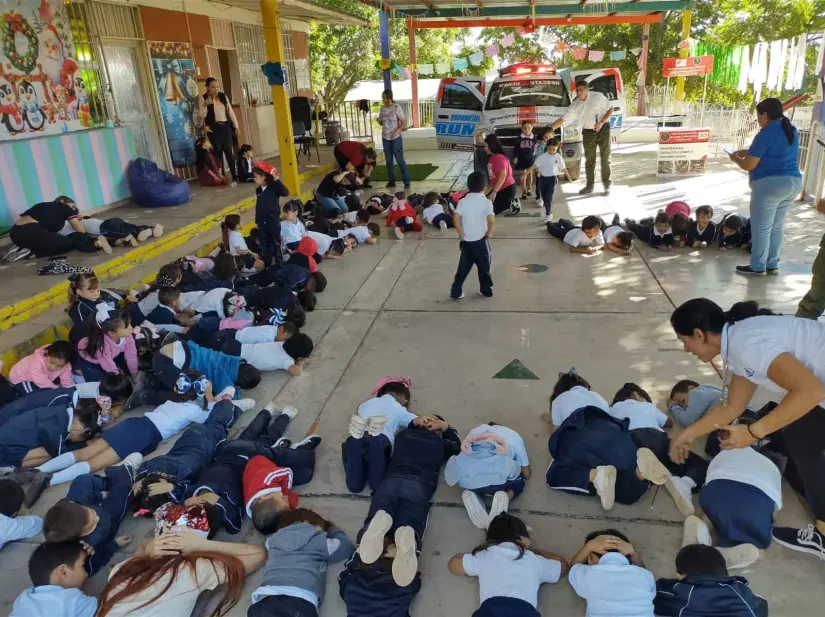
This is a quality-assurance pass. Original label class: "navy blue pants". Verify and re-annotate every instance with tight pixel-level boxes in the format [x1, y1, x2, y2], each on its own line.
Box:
[342, 434, 391, 493]
[75, 355, 129, 382]
[248, 595, 317, 617]
[432, 212, 453, 228]
[258, 221, 282, 269]
[631, 428, 708, 487]
[474, 597, 540, 617]
[0, 374, 15, 407]
[700, 479, 774, 548]
[359, 475, 434, 551]
[547, 218, 576, 240]
[546, 463, 648, 505]
[0, 387, 74, 426]
[451, 239, 493, 298]
[538, 175, 558, 217]
[473, 476, 526, 499]
[12, 382, 46, 397]
[100, 218, 152, 241]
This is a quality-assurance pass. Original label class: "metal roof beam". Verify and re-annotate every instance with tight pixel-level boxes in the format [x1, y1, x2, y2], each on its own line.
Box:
[411, 13, 663, 28]
[394, 1, 694, 19]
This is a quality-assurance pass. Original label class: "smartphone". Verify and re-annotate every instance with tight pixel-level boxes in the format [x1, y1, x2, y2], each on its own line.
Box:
[724, 147, 735, 156]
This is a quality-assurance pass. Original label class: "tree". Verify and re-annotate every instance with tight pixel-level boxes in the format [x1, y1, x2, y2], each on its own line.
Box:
[478, 27, 548, 65]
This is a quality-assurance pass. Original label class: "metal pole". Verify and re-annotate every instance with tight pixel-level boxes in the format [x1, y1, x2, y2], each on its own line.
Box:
[408, 19, 420, 128]
[700, 73, 708, 126]
[636, 23, 650, 117]
[675, 9, 692, 112]
[379, 10, 392, 91]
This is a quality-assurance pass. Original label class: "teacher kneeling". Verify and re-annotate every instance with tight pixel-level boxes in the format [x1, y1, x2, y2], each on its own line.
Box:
[669, 297, 825, 561]
[728, 98, 802, 276]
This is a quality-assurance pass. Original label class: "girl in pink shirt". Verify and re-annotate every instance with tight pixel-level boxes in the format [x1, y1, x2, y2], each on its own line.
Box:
[77, 308, 137, 381]
[8, 341, 76, 395]
[484, 135, 519, 215]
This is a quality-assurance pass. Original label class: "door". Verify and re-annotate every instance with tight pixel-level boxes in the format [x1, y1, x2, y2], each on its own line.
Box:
[572, 68, 626, 144]
[104, 43, 164, 164]
[435, 78, 486, 151]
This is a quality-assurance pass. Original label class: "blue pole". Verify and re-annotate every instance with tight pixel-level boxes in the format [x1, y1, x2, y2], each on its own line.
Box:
[379, 10, 391, 90]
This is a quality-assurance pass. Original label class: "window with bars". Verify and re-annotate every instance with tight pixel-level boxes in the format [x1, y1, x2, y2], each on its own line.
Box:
[234, 23, 303, 105]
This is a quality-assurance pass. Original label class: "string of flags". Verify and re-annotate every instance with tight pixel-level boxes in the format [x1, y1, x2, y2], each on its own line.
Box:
[377, 33, 644, 79]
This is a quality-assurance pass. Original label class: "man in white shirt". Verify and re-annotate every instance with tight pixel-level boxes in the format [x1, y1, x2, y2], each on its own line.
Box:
[450, 172, 495, 300]
[551, 79, 614, 195]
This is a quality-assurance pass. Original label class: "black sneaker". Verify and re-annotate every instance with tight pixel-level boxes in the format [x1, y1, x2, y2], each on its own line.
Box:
[772, 525, 825, 559]
[293, 435, 322, 450]
[124, 371, 153, 412]
[386, 182, 397, 189]
[735, 265, 766, 277]
[404, 184, 411, 190]
[273, 438, 292, 449]
[578, 185, 594, 195]
[766, 268, 779, 276]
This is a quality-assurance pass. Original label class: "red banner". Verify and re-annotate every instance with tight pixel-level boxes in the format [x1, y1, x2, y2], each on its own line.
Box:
[662, 55, 714, 78]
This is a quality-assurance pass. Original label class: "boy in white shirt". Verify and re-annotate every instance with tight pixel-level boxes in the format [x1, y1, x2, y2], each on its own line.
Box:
[569, 529, 656, 617]
[547, 215, 605, 254]
[534, 137, 572, 222]
[0, 478, 43, 551]
[235, 333, 313, 376]
[344, 381, 428, 493]
[450, 172, 495, 300]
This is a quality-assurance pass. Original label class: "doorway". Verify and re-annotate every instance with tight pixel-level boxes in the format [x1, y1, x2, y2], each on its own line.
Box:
[103, 42, 164, 165]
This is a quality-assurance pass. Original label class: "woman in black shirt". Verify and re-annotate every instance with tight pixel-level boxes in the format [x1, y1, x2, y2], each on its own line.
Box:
[9, 196, 109, 257]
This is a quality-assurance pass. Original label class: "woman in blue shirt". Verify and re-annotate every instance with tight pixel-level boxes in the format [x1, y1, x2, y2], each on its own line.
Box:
[728, 98, 802, 276]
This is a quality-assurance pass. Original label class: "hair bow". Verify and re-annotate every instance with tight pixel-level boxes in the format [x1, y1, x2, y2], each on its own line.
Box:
[268, 308, 287, 326]
[95, 303, 112, 325]
[226, 293, 247, 316]
[175, 372, 210, 396]
[154, 274, 177, 288]
[558, 366, 576, 379]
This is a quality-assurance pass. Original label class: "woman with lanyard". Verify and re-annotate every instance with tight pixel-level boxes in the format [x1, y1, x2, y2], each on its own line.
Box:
[9, 196, 110, 259]
[199, 77, 239, 187]
[669, 297, 825, 561]
[727, 98, 802, 277]
[484, 135, 520, 216]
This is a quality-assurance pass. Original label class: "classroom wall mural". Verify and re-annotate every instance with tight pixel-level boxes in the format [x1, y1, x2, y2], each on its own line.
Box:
[148, 41, 199, 168]
[0, 0, 90, 140]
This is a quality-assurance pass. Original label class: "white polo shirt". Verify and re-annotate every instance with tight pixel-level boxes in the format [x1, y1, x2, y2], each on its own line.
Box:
[356, 395, 417, 445]
[462, 543, 562, 608]
[456, 193, 494, 242]
[307, 231, 334, 255]
[534, 152, 566, 177]
[551, 386, 609, 426]
[706, 448, 782, 510]
[234, 325, 277, 344]
[563, 228, 605, 248]
[603, 226, 624, 244]
[338, 226, 370, 244]
[466, 424, 529, 466]
[227, 230, 248, 256]
[569, 553, 656, 617]
[240, 342, 294, 371]
[609, 400, 668, 432]
[561, 90, 613, 130]
[722, 315, 825, 405]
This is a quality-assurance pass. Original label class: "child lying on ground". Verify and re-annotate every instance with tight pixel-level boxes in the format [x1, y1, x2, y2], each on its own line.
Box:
[686, 205, 716, 248]
[202, 333, 314, 376]
[183, 403, 319, 534]
[547, 215, 605, 254]
[569, 529, 655, 616]
[386, 193, 422, 240]
[445, 422, 531, 530]
[60, 216, 162, 249]
[655, 544, 768, 617]
[448, 512, 569, 617]
[307, 230, 355, 260]
[716, 213, 751, 250]
[421, 191, 455, 231]
[145, 287, 190, 334]
[667, 380, 723, 426]
[152, 337, 262, 394]
[625, 212, 676, 251]
[603, 220, 634, 256]
[339, 219, 380, 245]
[0, 478, 43, 551]
[244, 450, 308, 535]
[8, 342, 75, 396]
[248, 509, 354, 617]
[67, 272, 128, 343]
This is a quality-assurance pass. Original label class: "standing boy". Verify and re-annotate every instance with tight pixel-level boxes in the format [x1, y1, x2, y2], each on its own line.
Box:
[450, 171, 495, 300]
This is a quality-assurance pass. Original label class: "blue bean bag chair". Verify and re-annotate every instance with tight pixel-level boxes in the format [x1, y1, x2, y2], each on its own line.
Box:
[127, 158, 191, 207]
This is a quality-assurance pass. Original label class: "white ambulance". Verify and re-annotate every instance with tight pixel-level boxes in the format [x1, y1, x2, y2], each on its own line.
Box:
[435, 64, 625, 179]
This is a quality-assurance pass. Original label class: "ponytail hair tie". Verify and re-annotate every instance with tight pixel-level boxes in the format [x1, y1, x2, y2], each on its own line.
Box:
[95, 303, 112, 325]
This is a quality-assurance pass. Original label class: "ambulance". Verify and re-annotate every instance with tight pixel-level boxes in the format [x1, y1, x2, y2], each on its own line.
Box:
[434, 64, 625, 179]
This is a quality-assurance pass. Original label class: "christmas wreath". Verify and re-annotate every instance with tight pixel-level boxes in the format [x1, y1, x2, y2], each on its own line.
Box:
[3, 13, 39, 74]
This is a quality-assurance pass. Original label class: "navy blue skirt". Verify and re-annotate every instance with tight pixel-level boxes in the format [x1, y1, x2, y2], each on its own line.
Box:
[473, 597, 541, 617]
[102, 416, 163, 459]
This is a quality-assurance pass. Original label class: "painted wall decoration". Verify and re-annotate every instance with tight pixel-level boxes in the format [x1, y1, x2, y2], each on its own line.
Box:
[148, 41, 199, 168]
[0, 126, 137, 226]
[0, 0, 90, 140]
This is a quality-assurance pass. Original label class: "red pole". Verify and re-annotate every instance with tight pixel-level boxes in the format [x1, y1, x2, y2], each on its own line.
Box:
[408, 19, 420, 128]
[637, 23, 650, 116]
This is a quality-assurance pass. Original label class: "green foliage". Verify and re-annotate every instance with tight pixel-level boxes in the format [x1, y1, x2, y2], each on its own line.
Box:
[478, 28, 547, 65]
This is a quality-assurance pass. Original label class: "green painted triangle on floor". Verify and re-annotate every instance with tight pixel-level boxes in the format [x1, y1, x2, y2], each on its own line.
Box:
[493, 359, 540, 380]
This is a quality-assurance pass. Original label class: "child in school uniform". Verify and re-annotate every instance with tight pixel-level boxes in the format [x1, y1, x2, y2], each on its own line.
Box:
[603, 224, 634, 256]
[448, 513, 569, 617]
[67, 272, 128, 343]
[421, 191, 455, 231]
[144, 287, 189, 334]
[569, 529, 656, 617]
[76, 308, 137, 381]
[547, 215, 605, 254]
[9, 342, 75, 396]
[306, 230, 355, 260]
[654, 544, 768, 617]
[445, 422, 531, 530]
[254, 161, 290, 268]
[386, 194, 423, 240]
[42, 454, 141, 575]
[512, 120, 537, 199]
[625, 212, 676, 251]
[0, 478, 43, 551]
[686, 205, 716, 248]
[450, 172, 495, 299]
[281, 200, 308, 251]
[716, 213, 751, 250]
[534, 137, 571, 223]
[208, 332, 314, 376]
[667, 380, 723, 426]
[236, 144, 255, 182]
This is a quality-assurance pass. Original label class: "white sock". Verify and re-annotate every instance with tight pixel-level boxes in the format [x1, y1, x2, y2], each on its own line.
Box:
[37, 452, 77, 473]
[678, 476, 697, 490]
[49, 462, 91, 486]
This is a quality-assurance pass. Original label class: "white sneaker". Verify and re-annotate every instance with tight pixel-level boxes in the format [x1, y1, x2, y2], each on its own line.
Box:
[137, 228, 153, 242]
[664, 474, 696, 516]
[439, 220, 448, 232]
[392, 526, 418, 587]
[717, 544, 760, 569]
[394, 226, 405, 240]
[488, 491, 510, 526]
[216, 386, 236, 402]
[636, 448, 669, 485]
[682, 515, 712, 547]
[281, 406, 299, 420]
[97, 236, 112, 254]
[349, 414, 368, 439]
[593, 465, 616, 511]
[358, 509, 393, 564]
[124, 234, 139, 248]
[544, 215, 552, 223]
[233, 398, 256, 412]
[367, 415, 387, 437]
[231, 181, 238, 188]
[152, 224, 164, 238]
[462, 490, 490, 529]
[116, 452, 143, 479]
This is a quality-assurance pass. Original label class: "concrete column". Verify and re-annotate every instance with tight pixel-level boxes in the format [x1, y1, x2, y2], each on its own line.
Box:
[379, 9, 392, 90]
[408, 20, 420, 127]
[260, 0, 300, 195]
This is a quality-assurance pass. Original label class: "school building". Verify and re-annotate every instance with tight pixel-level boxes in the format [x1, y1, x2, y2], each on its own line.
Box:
[0, 0, 367, 228]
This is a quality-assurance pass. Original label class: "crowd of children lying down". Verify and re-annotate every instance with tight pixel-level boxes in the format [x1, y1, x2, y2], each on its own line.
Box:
[546, 201, 754, 256]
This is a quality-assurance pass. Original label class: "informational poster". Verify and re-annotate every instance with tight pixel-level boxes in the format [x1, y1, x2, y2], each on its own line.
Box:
[657, 128, 710, 176]
[662, 55, 714, 78]
[148, 41, 200, 167]
[0, 0, 91, 140]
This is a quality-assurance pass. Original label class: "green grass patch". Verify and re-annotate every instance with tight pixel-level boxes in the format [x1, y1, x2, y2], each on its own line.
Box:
[369, 163, 438, 183]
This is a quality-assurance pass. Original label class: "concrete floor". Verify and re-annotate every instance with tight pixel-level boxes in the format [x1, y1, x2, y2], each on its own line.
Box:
[2, 145, 825, 616]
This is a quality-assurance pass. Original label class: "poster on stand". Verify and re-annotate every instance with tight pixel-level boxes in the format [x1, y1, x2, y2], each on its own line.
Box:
[0, 0, 91, 140]
[662, 55, 714, 78]
[657, 128, 710, 176]
[148, 41, 199, 168]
